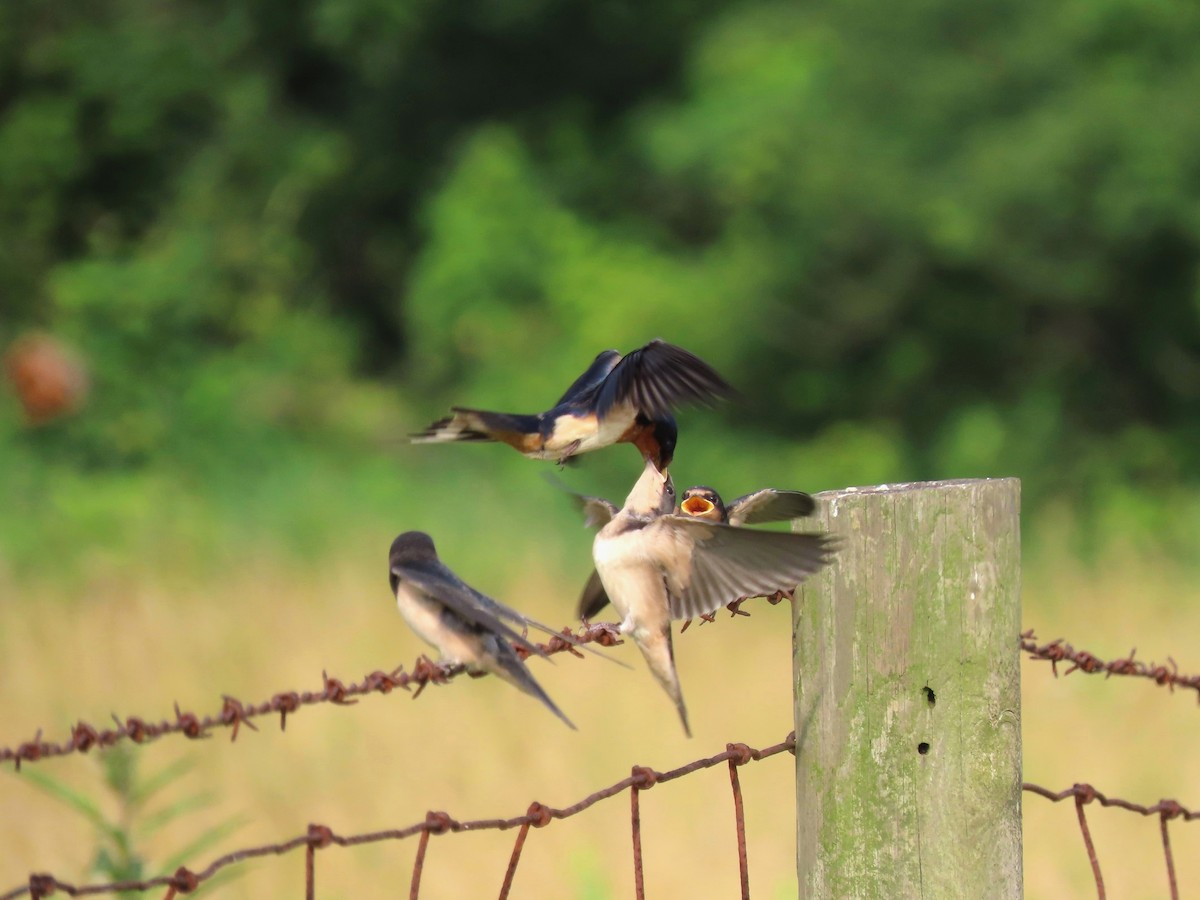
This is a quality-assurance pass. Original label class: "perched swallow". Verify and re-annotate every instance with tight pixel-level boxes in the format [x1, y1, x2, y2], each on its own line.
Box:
[590, 462, 834, 735]
[388, 531, 575, 729]
[411, 339, 732, 468]
[575, 484, 818, 621]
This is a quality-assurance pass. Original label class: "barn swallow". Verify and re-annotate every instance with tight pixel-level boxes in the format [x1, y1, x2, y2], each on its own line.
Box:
[410, 339, 731, 468]
[574, 485, 818, 621]
[590, 462, 834, 735]
[388, 531, 575, 729]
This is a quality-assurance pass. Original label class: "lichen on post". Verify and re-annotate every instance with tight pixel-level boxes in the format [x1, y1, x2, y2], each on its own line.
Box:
[793, 479, 1023, 898]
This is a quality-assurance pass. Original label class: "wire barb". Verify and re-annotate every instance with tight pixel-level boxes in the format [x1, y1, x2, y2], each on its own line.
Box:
[1022, 630, 1200, 702]
[0, 624, 627, 770]
[2, 734, 797, 900]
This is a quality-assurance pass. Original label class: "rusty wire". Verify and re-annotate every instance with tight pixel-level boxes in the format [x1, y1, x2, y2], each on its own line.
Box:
[0, 597, 792, 772]
[1022, 628, 1200, 900]
[1022, 629, 1200, 701]
[0, 622, 625, 771]
[8, 621, 1200, 897]
[1, 734, 796, 900]
[1022, 781, 1199, 900]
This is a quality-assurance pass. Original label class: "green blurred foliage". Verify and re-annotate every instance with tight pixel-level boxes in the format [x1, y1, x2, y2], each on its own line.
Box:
[2, 0, 1200, 580]
[17, 745, 243, 890]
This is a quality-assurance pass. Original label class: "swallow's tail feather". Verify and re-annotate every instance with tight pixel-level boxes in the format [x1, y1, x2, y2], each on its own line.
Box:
[491, 643, 577, 730]
[411, 408, 541, 452]
[636, 626, 691, 737]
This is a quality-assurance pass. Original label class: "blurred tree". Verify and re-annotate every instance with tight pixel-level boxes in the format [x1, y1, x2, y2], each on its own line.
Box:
[2, 0, 1200, 566]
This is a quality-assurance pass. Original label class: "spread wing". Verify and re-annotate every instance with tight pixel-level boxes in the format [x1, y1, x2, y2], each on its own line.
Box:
[575, 495, 618, 529]
[595, 339, 733, 420]
[391, 559, 546, 657]
[726, 489, 817, 527]
[554, 350, 622, 406]
[576, 568, 612, 620]
[652, 517, 836, 621]
[541, 472, 619, 528]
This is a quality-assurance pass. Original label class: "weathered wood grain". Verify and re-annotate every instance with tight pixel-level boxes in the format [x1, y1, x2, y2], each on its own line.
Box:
[794, 479, 1023, 898]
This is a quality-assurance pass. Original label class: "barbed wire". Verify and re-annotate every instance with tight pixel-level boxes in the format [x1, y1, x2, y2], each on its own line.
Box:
[0, 622, 626, 771]
[1023, 782, 1199, 900]
[0, 596, 785, 772]
[1, 732, 795, 900]
[9, 622, 1200, 896]
[1021, 629, 1200, 702]
[1021, 628, 1200, 900]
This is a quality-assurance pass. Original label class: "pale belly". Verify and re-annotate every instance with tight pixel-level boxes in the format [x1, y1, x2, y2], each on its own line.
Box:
[395, 586, 478, 665]
[593, 528, 670, 637]
[532, 410, 634, 458]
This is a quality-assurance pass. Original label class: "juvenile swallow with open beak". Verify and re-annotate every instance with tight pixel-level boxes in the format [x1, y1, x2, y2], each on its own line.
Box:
[590, 462, 834, 735]
[677, 485, 816, 526]
[411, 339, 731, 468]
[574, 484, 818, 621]
[388, 531, 575, 729]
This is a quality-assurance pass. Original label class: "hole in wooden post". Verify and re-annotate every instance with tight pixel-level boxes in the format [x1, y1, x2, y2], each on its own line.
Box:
[917, 742, 930, 755]
[923, 686, 936, 706]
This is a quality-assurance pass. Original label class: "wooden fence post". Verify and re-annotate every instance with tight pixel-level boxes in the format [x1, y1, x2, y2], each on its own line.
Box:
[793, 479, 1022, 897]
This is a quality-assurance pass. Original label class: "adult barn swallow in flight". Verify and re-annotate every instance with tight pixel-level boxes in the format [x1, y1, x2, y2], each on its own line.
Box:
[589, 463, 833, 735]
[388, 531, 575, 729]
[410, 339, 732, 468]
[575, 485, 818, 621]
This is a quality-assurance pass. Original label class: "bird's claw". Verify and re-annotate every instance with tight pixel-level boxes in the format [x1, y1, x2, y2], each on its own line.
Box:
[766, 588, 794, 606]
[726, 598, 751, 618]
[410, 655, 453, 697]
[582, 620, 623, 647]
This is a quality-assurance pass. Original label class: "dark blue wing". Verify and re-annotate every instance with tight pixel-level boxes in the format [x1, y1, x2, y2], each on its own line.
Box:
[553, 350, 622, 407]
[595, 340, 733, 420]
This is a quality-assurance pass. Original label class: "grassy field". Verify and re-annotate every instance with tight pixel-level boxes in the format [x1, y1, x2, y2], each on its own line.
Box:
[3, 532, 1200, 898]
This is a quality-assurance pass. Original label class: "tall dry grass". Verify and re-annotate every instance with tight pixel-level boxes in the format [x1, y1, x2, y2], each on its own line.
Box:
[2, 542, 1199, 898]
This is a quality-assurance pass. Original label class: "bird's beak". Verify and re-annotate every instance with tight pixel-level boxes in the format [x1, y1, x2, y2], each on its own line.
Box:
[681, 496, 715, 516]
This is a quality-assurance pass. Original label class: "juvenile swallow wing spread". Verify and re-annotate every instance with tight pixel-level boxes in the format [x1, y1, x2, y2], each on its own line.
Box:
[576, 569, 611, 621]
[391, 558, 548, 657]
[573, 495, 619, 529]
[650, 517, 835, 621]
[594, 339, 733, 420]
[726, 489, 817, 527]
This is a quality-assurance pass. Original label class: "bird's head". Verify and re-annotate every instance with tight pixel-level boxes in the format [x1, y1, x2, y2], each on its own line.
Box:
[679, 486, 727, 522]
[622, 458, 676, 517]
[389, 531, 438, 568]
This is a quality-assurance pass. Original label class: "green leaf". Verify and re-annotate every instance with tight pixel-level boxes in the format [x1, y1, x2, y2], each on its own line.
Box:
[135, 790, 216, 837]
[131, 755, 196, 808]
[18, 769, 122, 842]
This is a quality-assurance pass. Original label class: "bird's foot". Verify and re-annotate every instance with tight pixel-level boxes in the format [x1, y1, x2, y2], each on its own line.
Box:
[555, 440, 583, 468]
[765, 588, 795, 606]
[582, 620, 624, 647]
[410, 654, 450, 698]
[726, 598, 751, 618]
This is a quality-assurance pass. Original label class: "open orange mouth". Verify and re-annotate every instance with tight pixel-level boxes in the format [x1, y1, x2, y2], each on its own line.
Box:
[681, 496, 715, 516]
